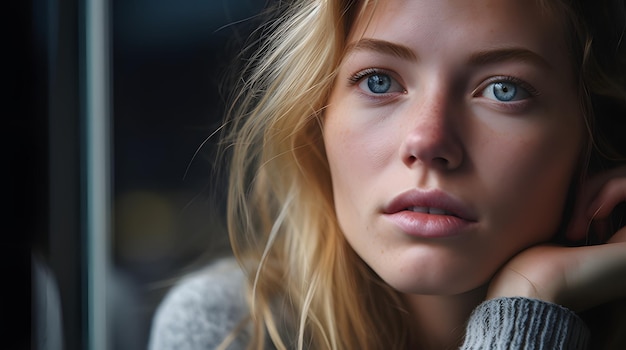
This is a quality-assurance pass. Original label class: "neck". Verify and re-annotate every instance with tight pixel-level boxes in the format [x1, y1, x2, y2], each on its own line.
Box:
[403, 285, 487, 350]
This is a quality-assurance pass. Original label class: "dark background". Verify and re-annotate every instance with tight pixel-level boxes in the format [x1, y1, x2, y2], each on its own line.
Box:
[21, 0, 268, 348]
[15, 1, 626, 349]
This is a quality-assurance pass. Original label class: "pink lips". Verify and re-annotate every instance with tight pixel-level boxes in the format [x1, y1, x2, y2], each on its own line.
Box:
[383, 189, 477, 238]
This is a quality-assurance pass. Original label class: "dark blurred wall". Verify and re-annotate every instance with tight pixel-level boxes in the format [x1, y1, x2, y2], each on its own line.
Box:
[29, 1, 269, 348]
[111, 1, 266, 348]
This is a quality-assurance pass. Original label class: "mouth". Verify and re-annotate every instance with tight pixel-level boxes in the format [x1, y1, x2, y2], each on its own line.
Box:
[384, 189, 476, 221]
[404, 206, 457, 216]
[382, 189, 477, 238]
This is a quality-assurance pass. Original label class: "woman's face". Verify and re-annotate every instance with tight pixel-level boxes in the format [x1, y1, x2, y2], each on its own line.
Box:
[323, 0, 584, 295]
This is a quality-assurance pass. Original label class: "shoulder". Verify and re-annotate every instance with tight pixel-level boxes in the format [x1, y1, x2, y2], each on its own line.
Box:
[148, 256, 250, 350]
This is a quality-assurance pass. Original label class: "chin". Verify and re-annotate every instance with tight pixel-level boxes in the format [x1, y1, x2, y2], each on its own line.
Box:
[372, 253, 498, 296]
[386, 275, 488, 296]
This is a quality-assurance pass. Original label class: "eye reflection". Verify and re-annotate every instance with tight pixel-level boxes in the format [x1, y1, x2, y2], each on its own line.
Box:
[354, 71, 404, 95]
[367, 74, 392, 93]
[494, 82, 516, 101]
[482, 81, 530, 102]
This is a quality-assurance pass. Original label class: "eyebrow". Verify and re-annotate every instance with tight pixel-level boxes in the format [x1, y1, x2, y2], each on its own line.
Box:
[345, 38, 418, 61]
[345, 39, 553, 71]
[468, 47, 553, 70]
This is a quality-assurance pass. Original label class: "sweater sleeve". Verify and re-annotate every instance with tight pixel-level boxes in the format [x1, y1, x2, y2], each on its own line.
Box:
[148, 257, 250, 350]
[461, 297, 589, 350]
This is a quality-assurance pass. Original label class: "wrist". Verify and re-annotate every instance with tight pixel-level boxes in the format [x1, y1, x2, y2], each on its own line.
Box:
[486, 267, 560, 304]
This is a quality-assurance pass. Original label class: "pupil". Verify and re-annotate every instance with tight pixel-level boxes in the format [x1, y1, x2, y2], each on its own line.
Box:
[494, 82, 516, 101]
[368, 74, 391, 93]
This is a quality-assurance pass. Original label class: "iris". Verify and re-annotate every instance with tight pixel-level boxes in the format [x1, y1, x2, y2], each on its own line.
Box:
[492, 82, 517, 101]
[367, 74, 392, 94]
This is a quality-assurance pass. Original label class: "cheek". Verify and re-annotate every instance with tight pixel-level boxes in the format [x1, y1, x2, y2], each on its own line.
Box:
[323, 110, 397, 192]
[323, 107, 395, 235]
[323, 115, 358, 229]
[479, 121, 583, 241]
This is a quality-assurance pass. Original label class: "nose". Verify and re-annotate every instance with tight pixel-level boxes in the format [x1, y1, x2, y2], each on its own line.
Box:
[400, 93, 464, 171]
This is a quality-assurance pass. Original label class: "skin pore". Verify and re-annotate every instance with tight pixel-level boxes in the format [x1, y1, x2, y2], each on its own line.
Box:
[323, 0, 584, 348]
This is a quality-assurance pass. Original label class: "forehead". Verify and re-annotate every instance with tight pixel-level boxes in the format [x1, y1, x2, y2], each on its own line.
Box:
[347, 0, 571, 70]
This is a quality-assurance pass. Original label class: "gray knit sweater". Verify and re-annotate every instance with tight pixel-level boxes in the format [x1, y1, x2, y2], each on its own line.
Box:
[148, 257, 589, 349]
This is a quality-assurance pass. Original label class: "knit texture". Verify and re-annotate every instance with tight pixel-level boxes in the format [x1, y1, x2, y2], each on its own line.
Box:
[149, 257, 590, 349]
[148, 258, 250, 350]
[462, 297, 589, 350]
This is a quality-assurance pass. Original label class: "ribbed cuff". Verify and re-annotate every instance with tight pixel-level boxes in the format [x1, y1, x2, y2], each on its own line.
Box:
[461, 297, 589, 350]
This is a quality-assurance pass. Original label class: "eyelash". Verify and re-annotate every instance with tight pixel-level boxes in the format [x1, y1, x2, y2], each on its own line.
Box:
[475, 75, 539, 97]
[347, 69, 539, 102]
[348, 68, 394, 85]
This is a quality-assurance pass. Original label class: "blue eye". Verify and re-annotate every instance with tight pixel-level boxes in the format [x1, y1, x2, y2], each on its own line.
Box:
[366, 74, 392, 93]
[481, 80, 531, 102]
[492, 82, 516, 101]
[352, 69, 405, 95]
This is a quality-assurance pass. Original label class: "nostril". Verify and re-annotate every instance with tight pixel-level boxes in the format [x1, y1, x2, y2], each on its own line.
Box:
[400, 125, 463, 170]
[433, 157, 449, 167]
[403, 150, 458, 170]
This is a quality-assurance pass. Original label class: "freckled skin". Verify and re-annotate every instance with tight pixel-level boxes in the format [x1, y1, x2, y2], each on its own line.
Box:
[323, 0, 584, 295]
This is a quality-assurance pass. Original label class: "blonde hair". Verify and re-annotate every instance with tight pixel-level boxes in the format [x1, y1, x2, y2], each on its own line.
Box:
[219, 0, 409, 348]
[218, 0, 626, 349]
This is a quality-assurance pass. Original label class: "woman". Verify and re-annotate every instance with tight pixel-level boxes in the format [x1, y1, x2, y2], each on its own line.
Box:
[150, 0, 626, 349]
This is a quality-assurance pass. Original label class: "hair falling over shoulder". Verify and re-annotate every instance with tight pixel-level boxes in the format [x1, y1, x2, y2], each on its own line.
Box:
[216, 0, 626, 349]
[219, 0, 408, 349]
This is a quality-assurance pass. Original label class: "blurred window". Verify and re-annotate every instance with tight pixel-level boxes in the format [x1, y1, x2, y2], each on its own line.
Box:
[30, 1, 265, 348]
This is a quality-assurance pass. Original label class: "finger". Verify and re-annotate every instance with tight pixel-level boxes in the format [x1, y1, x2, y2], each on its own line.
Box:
[565, 176, 606, 241]
[587, 177, 626, 219]
[565, 167, 626, 241]
[583, 177, 626, 241]
[577, 166, 626, 209]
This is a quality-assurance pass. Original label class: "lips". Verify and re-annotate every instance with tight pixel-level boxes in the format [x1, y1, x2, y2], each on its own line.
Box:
[405, 206, 455, 216]
[383, 189, 477, 238]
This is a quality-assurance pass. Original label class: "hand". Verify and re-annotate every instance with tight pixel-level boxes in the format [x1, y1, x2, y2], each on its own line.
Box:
[566, 166, 626, 243]
[486, 166, 626, 312]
